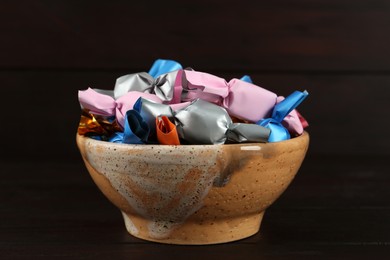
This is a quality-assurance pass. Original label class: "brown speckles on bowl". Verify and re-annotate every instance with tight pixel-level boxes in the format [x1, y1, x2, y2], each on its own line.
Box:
[77, 132, 309, 244]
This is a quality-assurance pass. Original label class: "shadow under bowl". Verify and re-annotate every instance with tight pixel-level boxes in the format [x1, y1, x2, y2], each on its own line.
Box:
[76, 131, 309, 245]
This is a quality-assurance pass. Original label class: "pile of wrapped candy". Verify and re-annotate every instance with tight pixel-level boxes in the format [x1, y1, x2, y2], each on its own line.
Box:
[77, 59, 309, 145]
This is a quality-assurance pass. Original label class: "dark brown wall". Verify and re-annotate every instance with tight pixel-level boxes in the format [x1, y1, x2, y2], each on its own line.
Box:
[1, 0, 389, 161]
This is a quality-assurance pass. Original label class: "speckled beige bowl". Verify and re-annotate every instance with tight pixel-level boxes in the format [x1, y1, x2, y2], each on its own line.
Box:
[76, 132, 309, 245]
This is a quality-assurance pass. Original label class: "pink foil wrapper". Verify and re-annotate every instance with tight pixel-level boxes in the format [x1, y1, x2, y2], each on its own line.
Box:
[78, 88, 162, 128]
[276, 96, 304, 135]
[177, 70, 277, 122]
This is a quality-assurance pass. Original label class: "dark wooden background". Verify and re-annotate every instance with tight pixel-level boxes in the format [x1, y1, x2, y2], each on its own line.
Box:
[1, 0, 389, 259]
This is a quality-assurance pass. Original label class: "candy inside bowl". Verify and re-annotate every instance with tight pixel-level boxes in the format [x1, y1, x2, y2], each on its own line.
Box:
[76, 131, 309, 244]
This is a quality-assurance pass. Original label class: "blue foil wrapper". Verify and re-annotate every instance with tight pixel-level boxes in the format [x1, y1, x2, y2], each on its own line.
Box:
[109, 110, 150, 144]
[240, 75, 253, 83]
[134, 97, 175, 142]
[257, 90, 308, 142]
[148, 59, 183, 78]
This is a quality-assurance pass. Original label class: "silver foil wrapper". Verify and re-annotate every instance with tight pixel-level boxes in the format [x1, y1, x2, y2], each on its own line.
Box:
[113, 97, 271, 145]
[226, 123, 270, 143]
[134, 98, 175, 141]
[114, 71, 179, 101]
[175, 99, 232, 144]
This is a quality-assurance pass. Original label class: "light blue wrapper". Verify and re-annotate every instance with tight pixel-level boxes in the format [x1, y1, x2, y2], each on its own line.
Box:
[257, 90, 308, 142]
[109, 110, 149, 144]
[148, 59, 183, 78]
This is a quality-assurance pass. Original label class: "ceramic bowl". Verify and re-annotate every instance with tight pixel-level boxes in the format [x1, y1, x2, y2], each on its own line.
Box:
[76, 132, 309, 245]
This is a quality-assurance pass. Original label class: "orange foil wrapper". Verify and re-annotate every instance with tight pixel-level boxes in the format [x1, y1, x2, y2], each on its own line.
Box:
[156, 116, 180, 145]
[78, 110, 121, 137]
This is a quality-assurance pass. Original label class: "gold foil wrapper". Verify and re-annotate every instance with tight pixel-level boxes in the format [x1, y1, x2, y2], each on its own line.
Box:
[78, 110, 121, 137]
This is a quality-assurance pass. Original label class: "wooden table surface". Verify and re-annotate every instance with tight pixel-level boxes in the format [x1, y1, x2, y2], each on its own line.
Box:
[1, 154, 389, 259]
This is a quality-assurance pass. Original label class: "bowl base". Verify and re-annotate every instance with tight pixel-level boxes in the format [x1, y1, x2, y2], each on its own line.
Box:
[121, 211, 264, 245]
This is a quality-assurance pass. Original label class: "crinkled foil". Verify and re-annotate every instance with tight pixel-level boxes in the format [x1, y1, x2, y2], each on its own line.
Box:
[78, 109, 121, 138]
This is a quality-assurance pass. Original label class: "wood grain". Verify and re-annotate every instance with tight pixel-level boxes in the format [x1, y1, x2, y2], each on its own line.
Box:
[1, 157, 389, 259]
[1, 0, 390, 70]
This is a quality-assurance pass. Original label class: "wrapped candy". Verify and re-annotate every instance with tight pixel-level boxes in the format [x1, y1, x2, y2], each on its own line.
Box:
[110, 97, 270, 145]
[175, 99, 270, 144]
[240, 75, 253, 83]
[78, 88, 162, 128]
[109, 110, 150, 144]
[148, 59, 183, 78]
[239, 77, 305, 135]
[257, 90, 308, 142]
[175, 70, 277, 122]
[225, 123, 270, 143]
[156, 116, 180, 145]
[78, 59, 185, 128]
[77, 59, 310, 145]
[108, 59, 183, 100]
[114, 71, 180, 102]
[77, 109, 121, 139]
[277, 96, 304, 136]
[133, 97, 175, 142]
[174, 98, 232, 144]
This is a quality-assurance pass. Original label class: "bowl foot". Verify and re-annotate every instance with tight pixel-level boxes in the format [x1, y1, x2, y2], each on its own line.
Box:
[121, 211, 265, 245]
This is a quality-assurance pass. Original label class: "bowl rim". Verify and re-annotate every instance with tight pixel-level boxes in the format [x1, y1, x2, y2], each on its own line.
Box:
[76, 131, 309, 150]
